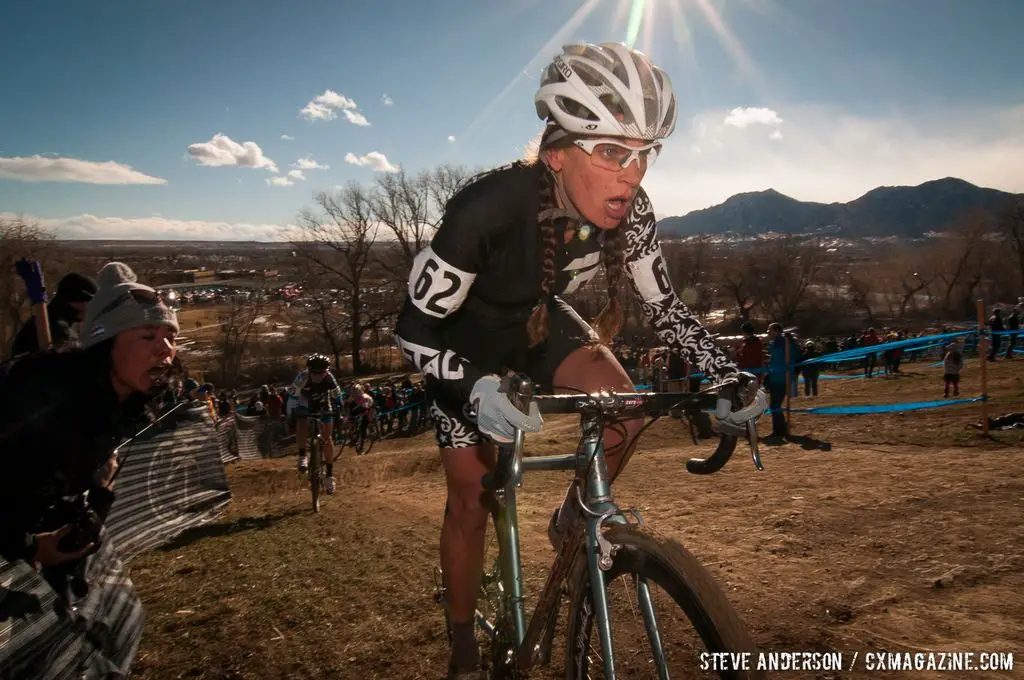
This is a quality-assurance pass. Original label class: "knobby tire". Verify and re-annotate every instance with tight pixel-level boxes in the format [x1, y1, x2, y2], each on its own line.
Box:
[565, 524, 764, 680]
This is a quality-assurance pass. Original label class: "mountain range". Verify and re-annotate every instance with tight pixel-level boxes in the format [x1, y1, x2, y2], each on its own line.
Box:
[656, 177, 1022, 238]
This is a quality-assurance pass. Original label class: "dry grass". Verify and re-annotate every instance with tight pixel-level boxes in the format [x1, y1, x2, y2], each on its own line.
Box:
[126, 358, 1024, 680]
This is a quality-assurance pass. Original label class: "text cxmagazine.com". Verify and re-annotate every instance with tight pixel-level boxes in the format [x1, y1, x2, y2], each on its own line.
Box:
[700, 650, 1016, 673]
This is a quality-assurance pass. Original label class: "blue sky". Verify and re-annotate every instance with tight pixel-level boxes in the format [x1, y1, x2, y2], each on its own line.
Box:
[1, 0, 1022, 240]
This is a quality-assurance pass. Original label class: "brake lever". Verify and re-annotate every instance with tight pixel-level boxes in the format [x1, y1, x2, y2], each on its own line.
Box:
[747, 420, 764, 471]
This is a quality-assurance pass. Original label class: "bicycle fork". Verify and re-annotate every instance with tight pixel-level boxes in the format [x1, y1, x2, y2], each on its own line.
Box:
[578, 411, 669, 680]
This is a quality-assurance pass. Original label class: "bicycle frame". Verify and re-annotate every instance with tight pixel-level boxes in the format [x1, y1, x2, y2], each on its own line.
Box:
[483, 408, 639, 678]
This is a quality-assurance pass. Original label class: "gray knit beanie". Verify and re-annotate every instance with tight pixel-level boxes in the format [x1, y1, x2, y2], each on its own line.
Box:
[81, 262, 179, 348]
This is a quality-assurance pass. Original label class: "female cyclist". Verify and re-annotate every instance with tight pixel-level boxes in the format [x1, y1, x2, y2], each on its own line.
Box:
[393, 42, 766, 679]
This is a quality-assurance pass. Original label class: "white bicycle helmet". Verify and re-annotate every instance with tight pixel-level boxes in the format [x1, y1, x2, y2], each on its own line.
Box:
[535, 42, 677, 142]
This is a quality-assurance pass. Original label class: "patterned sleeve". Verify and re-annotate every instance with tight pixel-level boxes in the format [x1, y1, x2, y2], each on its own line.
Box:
[327, 373, 342, 404]
[621, 188, 738, 380]
[292, 370, 308, 400]
[393, 167, 523, 403]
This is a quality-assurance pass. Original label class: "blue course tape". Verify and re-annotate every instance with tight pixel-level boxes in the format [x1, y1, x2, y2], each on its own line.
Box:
[797, 330, 976, 366]
[899, 340, 946, 353]
[768, 396, 984, 416]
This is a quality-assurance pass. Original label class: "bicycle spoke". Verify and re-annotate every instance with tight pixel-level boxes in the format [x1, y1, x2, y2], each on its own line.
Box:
[635, 576, 670, 680]
[585, 574, 700, 679]
[568, 526, 760, 680]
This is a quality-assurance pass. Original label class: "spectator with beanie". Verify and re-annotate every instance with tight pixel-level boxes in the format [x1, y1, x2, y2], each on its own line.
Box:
[0, 261, 176, 675]
[9, 270, 97, 358]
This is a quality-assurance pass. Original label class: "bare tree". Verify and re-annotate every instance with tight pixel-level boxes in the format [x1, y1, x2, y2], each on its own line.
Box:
[217, 287, 265, 386]
[294, 183, 381, 375]
[664, 236, 714, 316]
[997, 197, 1024, 295]
[844, 271, 876, 325]
[717, 252, 758, 322]
[306, 291, 348, 372]
[755, 236, 827, 324]
[371, 165, 473, 281]
[933, 209, 991, 317]
[888, 248, 938, 319]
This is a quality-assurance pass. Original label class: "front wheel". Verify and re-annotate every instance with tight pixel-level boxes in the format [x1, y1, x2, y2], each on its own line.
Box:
[309, 436, 323, 513]
[357, 419, 379, 454]
[565, 524, 764, 680]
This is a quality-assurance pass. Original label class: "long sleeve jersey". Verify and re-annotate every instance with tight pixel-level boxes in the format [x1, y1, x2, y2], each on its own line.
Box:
[394, 161, 737, 403]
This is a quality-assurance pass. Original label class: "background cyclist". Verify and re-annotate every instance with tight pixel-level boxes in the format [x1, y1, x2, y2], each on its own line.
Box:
[292, 353, 342, 493]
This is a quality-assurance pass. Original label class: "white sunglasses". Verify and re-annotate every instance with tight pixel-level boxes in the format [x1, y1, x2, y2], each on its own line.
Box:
[572, 138, 663, 170]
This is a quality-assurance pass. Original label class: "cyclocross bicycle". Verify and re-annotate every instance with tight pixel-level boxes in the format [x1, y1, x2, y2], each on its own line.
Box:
[304, 410, 340, 513]
[434, 374, 767, 679]
[334, 407, 379, 455]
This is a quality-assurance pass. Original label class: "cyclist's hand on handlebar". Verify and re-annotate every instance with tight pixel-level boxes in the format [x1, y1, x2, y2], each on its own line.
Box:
[715, 371, 768, 436]
[469, 375, 543, 444]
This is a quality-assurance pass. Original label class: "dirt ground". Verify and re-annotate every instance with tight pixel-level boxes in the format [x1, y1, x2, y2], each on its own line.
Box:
[126, 358, 1023, 680]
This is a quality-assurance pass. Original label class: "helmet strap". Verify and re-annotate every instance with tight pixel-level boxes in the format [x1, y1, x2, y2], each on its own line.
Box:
[551, 168, 583, 222]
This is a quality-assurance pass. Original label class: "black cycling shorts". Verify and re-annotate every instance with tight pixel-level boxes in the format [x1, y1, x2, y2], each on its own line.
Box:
[427, 296, 599, 449]
[292, 403, 337, 423]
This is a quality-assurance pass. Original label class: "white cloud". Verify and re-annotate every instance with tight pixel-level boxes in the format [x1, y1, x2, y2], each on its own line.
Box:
[381, 94, 394, 106]
[447, 136, 456, 143]
[344, 151, 399, 173]
[724, 107, 783, 128]
[0, 155, 166, 184]
[290, 156, 329, 171]
[187, 134, 277, 171]
[770, 129, 783, 141]
[342, 110, 370, 126]
[0, 212, 302, 242]
[643, 103, 1024, 217]
[266, 176, 294, 187]
[287, 169, 305, 180]
[300, 89, 370, 125]
[281, 134, 295, 140]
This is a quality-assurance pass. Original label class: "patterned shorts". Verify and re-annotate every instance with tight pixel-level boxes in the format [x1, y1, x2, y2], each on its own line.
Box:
[428, 297, 598, 450]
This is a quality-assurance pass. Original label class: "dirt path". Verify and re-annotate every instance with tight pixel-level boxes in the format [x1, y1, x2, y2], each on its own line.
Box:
[127, 431, 1023, 679]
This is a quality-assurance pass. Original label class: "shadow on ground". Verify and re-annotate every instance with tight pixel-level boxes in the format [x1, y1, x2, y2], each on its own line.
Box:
[762, 433, 833, 451]
[157, 508, 305, 551]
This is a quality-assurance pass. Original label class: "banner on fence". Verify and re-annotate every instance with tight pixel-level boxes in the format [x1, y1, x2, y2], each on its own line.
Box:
[1, 403, 232, 679]
[107, 404, 232, 560]
[233, 412, 291, 459]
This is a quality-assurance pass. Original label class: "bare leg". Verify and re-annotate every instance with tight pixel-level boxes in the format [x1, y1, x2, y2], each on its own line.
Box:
[552, 344, 644, 481]
[548, 344, 644, 541]
[440, 442, 496, 671]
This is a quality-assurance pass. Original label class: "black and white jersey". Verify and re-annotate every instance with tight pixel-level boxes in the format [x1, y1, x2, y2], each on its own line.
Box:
[394, 161, 737, 402]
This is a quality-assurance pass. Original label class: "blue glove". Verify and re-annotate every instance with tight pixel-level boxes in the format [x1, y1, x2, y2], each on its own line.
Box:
[468, 375, 543, 444]
[15, 259, 46, 304]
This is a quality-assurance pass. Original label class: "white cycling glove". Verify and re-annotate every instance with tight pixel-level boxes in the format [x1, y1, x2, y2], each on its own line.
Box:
[715, 371, 768, 436]
[469, 375, 543, 444]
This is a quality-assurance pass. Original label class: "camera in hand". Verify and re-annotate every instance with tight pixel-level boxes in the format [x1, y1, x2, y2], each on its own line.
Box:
[37, 493, 104, 602]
